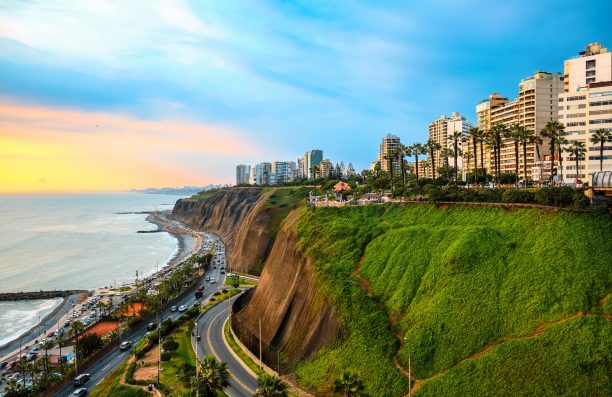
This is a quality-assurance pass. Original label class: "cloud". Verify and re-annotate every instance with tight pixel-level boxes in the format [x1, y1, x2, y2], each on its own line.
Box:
[0, 99, 272, 192]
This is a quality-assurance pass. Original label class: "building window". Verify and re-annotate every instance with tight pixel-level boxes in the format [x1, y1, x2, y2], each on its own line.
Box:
[586, 60, 596, 69]
[586, 70, 596, 77]
[586, 77, 596, 84]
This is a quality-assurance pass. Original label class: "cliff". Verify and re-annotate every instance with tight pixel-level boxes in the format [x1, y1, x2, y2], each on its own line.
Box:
[172, 187, 307, 274]
[233, 210, 340, 364]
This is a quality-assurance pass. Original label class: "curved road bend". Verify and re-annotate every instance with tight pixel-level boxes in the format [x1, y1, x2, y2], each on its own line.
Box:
[53, 235, 227, 397]
[195, 294, 258, 397]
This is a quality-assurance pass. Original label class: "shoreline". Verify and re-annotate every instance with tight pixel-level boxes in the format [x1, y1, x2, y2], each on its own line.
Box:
[0, 293, 84, 358]
[0, 211, 202, 361]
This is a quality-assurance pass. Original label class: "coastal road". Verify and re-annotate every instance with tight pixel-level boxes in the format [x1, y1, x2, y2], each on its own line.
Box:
[52, 238, 227, 397]
[194, 293, 258, 397]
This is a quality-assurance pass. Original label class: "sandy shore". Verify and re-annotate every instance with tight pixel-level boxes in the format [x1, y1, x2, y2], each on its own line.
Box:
[0, 293, 84, 358]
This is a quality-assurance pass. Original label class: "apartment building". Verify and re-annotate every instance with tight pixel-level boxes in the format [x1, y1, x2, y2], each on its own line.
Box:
[487, 71, 564, 179]
[377, 134, 402, 175]
[270, 161, 297, 184]
[428, 112, 472, 176]
[304, 149, 323, 179]
[559, 43, 612, 184]
[319, 159, 333, 178]
[297, 157, 306, 179]
[235, 164, 251, 185]
[253, 162, 272, 185]
[471, 93, 509, 174]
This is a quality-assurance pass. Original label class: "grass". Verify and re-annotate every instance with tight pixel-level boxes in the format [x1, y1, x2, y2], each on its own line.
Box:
[289, 204, 611, 396]
[224, 320, 267, 378]
[159, 322, 195, 395]
[189, 188, 230, 202]
[224, 277, 257, 287]
[89, 362, 151, 397]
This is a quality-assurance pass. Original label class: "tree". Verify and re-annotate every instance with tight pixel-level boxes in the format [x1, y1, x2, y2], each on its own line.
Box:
[590, 128, 611, 171]
[567, 140, 587, 183]
[410, 143, 427, 181]
[529, 133, 544, 184]
[397, 144, 409, 187]
[447, 130, 463, 182]
[488, 124, 506, 184]
[466, 127, 481, 183]
[191, 355, 229, 397]
[556, 135, 569, 181]
[333, 371, 365, 397]
[76, 333, 104, 359]
[384, 149, 398, 193]
[506, 124, 523, 186]
[439, 147, 454, 180]
[4, 377, 24, 397]
[517, 126, 535, 186]
[15, 357, 29, 387]
[541, 120, 565, 183]
[70, 320, 85, 375]
[55, 334, 67, 372]
[254, 374, 289, 397]
[426, 139, 442, 182]
[39, 339, 55, 372]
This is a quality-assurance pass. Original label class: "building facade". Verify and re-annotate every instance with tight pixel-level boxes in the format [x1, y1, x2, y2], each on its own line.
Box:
[487, 71, 564, 179]
[297, 157, 306, 179]
[235, 164, 251, 185]
[559, 43, 612, 184]
[377, 134, 402, 175]
[428, 112, 472, 176]
[253, 162, 272, 185]
[304, 149, 323, 179]
[471, 93, 509, 174]
[270, 161, 297, 184]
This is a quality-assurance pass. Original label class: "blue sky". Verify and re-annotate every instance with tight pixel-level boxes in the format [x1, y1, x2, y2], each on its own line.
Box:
[1, 0, 611, 188]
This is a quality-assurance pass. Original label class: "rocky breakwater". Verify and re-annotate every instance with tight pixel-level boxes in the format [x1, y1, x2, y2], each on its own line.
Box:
[0, 290, 87, 301]
[233, 210, 340, 366]
[172, 187, 295, 273]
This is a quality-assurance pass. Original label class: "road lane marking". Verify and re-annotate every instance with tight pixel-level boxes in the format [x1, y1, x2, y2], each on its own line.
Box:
[206, 310, 255, 395]
[102, 363, 111, 371]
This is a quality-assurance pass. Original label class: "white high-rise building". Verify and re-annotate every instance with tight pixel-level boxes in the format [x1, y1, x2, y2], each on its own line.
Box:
[428, 112, 472, 176]
[271, 161, 297, 184]
[558, 43, 612, 184]
[235, 164, 251, 185]
[377, 134, 401, 175]
[253, 162, 272, 185]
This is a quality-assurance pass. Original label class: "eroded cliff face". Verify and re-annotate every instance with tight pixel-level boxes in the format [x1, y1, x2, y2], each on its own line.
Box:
[234, 210, 340, 363]
[172, 188, 283, 273]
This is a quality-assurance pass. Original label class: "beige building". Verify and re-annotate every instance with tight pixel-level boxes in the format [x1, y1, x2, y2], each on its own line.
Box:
[428, 112, 472, 176]
[377, 134, 402, 175]
[559, 43, 612, 184]
[471, 94, 509, 175]
[319, 159, 333, 178]
[486, 71, 564, 179]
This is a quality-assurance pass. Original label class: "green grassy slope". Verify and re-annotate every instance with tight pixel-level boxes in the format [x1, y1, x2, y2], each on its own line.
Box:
[291, 204, 611, 396]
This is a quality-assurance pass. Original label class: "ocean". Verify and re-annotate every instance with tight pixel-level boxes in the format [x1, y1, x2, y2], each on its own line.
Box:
[0, 192, 188, 346]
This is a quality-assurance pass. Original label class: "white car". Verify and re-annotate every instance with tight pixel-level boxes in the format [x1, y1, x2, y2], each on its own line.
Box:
[178, 305, 187, 312]
[210, 278, 216, 284]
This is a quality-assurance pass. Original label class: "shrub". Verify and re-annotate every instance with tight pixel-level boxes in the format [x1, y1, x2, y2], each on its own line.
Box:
[162, 339, 179, 351]
[134, 349, 145, 359]
[573, 193, 590, 209]
[535, 187, 574, 206]
[213, 291, 221, 296]
[125, 362, 137, 383]
[160, 352, 172, 362]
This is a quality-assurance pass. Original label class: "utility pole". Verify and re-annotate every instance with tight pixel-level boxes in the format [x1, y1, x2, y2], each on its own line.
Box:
[195, 321, 199, 397]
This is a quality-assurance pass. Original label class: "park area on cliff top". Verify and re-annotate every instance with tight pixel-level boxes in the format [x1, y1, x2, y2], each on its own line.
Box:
[292, 204, 611, 397]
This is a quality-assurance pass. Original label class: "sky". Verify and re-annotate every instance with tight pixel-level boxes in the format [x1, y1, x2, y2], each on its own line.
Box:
[1, 0, 611, 192]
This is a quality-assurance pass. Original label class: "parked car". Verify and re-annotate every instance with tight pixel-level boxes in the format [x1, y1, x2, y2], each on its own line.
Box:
[72, 387, 88, 396]
[178, 305, 187, 312]
[119, 341, 132, 351]
[73, 373, 91, 386]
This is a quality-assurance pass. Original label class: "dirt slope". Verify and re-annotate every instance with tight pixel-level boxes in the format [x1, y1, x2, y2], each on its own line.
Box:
[172, 188, 277, 273]
[233, 210, 340, 364]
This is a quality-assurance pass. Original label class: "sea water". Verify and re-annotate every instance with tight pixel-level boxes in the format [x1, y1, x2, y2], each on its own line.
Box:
[0, 192, 187, 346]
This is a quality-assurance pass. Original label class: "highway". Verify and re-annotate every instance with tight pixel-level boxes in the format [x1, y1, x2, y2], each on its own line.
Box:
[53, 234, 227, 397]
[194, 294, 258, 397]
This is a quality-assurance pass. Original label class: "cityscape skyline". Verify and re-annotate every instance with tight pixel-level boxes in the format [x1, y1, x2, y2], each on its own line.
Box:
[1, 1, 611, 192]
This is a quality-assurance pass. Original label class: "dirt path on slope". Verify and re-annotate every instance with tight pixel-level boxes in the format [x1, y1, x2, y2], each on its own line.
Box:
[412, 293, 612, 395]
[352, 255, 412, 385]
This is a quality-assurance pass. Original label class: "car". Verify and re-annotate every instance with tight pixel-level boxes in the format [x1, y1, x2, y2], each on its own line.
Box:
[147, 323, 157, 331]
[0, 362, 7, 369]
[210, 278, 216, 284]
[119, 341, 132, 351]
[170, 305, 177, 312]
[29, 346, 40, 353]
[178, 305, 187, 312]
[220, 270, 225, 274]
[73, 373, 91, 387]
[47, 331, 55, 338]
[205, 276, 210, 281]
[72, 388, 88, 396]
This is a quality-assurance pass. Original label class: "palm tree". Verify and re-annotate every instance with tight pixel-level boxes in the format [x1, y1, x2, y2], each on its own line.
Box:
[39, 339, 54, 372]
[567, 140, 587, 183]
[448, 130, 463, 182]
[70, 320, 85, 375]
[384, 149, 398, 193]
[410, 143, 427, 181]
[529, 133, 544, 185]
[516, 126, 535, 186]
[540, 120, 565, 183]
[4, 377, 23, 395]
[466, 127, 481, 184]
[506, 124, 523, 186]
[333, 371, 365, 397]
[488, 124, 506, 185]
[590, 128, 611, 171]
[463, 151, 473, 179]
[426, 139, 442, 182]
[191, 354, 229, 396]
[254, 373, 289, 397]
[15, 357, 29, 387]
[556, 135, 569, 182]
[56, 334, 67, 373]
